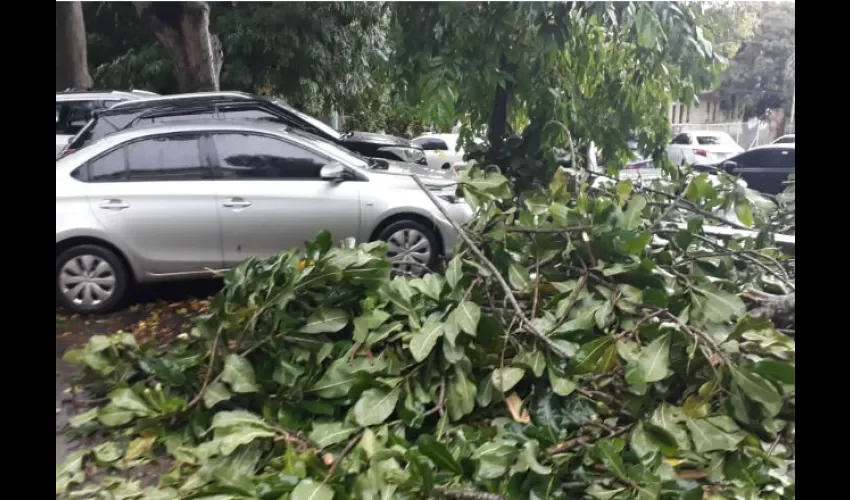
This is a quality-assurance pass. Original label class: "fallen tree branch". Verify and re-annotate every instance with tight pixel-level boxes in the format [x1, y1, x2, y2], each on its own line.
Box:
[412, 175, 573, 359]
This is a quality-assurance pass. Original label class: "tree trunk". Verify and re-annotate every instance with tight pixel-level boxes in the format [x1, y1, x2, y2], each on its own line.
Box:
[134, 1, 222, 92]
[56, 1, 93, 91]
[487, 54, 517, 151]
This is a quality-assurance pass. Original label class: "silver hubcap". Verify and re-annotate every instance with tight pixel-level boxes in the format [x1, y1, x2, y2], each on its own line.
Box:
[386, 229, 432, 276]
[59, 255, 117, 307]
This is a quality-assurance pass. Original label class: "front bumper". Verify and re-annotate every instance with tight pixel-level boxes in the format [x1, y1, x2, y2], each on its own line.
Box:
[433, 200, 474, 258]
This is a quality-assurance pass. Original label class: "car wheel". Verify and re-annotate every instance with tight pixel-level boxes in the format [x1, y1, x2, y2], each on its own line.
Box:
[56, 244, 129, 314]
[441, 163, 451, 170]
[377, 220, 440, 277]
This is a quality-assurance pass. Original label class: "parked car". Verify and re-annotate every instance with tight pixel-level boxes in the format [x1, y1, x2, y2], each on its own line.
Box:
[771, 134, 795, 145]
[666, 130, 744, 166]
[56, 120, 471, 314]
[697, 143, 795, 195]
[412, 133, 467, 170]
[56, 90, 156, 157]
[60, 92, 427, 165]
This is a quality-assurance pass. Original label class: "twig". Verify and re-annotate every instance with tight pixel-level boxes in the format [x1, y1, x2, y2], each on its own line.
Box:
[433, 489, 506, 500]
[412, 175, 572, 359]
[324, 431, 364, 483]
[424, 378, 448, 417]
[546, 275, 587, 335]
[187, 328, 223, 409]
[506, 225, 592, 234]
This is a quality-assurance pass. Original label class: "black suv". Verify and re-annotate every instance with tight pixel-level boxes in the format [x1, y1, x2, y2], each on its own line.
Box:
[62, 92, 427, 165]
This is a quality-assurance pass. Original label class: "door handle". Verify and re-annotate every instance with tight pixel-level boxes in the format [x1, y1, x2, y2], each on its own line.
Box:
[223, 197, 252, 208]
[99, 199, 129, 210]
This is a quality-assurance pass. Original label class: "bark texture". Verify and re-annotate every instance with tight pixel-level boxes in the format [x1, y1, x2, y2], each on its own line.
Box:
[56, 1, 93, 91]
[134, 1, 223, 92]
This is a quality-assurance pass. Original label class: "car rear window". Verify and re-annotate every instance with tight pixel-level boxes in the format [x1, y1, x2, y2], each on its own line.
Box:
[66, 113, 132, 151]
[696, 134, 736, 146]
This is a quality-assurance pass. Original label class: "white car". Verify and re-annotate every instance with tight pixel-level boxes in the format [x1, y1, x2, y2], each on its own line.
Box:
[411, 133, 467, 170]
[666, 131, 744, 166]
[772, 134, 795, 145]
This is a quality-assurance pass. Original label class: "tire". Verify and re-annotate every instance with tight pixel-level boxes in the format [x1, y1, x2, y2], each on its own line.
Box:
[441, 163, 451, 170]
[56, 244, 129, 314]
[376, 220, 441, 277]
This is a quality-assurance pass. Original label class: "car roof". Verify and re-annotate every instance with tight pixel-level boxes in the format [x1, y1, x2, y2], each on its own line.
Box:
[109, 91, 253, 110]
[748, 143, 795, 151]
[56, 90, 151, 102]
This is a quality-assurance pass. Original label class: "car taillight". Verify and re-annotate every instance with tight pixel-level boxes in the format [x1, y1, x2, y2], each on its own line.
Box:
[695, 149, 707, 157]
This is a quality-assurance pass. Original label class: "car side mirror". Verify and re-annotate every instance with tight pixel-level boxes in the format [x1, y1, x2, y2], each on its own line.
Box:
[320, 163, 347, 183]
[722, 160, 737, 173]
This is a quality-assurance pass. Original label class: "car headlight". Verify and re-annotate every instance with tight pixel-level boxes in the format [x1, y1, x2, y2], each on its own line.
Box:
[378, 146, 426, 164]
[430, 186, 463, 204]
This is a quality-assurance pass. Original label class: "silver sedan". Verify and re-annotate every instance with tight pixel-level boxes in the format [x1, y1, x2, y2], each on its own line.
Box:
[56, 121, 472, 314]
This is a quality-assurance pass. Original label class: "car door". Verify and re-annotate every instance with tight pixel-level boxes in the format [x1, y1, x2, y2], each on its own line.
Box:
[209, 132, 362, 266]
[666, 133, 692, 165]
[84, 133, 224, 276]
[732, 148, 794, 195]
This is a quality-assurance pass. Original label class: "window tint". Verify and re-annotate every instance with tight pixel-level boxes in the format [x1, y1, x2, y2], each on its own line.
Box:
[696, 134, 736, 146]
[57, 101, 104, 135]
[89, 148, 128, 182]
[212, 133, 328, 179]
[135, 111, 215, 127]
[734, 149, 792, 169]
[126, 134, 208, 181]
[412, 137, 449, 150]
[222, 108, 284, 122]
[670, 133, 691, 145]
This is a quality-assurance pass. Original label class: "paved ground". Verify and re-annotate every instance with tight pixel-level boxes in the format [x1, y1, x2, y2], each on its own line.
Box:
[55, 280, 221, 467]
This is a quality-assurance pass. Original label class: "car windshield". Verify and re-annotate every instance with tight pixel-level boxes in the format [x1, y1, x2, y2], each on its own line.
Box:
[271, 100, 341, 140]
[696, 134, 737, 146]
[775, 136, 795, 144]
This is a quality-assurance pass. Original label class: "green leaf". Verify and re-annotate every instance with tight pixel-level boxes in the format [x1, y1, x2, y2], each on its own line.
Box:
[752, 360, 795, 385]
[416, 435, 464, 475]
[512, 440, 552, 475]
[93, 441, 122, 463]
[409, 321, 444, 362]
[731, 367, 782, 414]
[203, 381, 233, 409]
[616, 179, 633, 205]
[451, 301, 481, 337]
[309, 422, 360, 448]
[411, 273, 445, 301]
[596, 439, 629, 480]
[574, 337, 618, 374]
[221, 354, 259, 393]
[445, 255, 463, 290]
[549, 369, 577, 396]
[125, 436, 157, 461]
[735, 198, 754, 226]
[625, 333, 672, 384]
[623, 195, 647, 229]
[694, 287, 746, 323]
[685, 418, 744, 453]
[491, 367, 526, 392]
[446, 366, 477, 421]
[515, 349, 546, 377]
[300, 308, 349, 334]
[472, 440, 518, 480]
[508, 261, 531, 291]
[353, 387, 400, 427]
[309, 359, 357, 399]
[291, 478, 335, 500]
[56, 450, 87, 495]
[209, 410, 274, 431]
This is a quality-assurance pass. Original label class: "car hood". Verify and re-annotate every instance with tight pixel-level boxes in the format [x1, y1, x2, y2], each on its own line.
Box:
[341, 131, 417, 149]
[370, 159, 458, 188]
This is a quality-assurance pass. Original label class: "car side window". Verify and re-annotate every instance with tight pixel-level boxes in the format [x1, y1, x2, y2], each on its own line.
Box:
[126, 133, 209, 181]
[135, 111, 215, 127]
[221, 108, 285, 122]
[670, 133, 691, 145]
[212, 133, 329, 180]
[57, 100, 111, 135]
[89, 148, 128, 183]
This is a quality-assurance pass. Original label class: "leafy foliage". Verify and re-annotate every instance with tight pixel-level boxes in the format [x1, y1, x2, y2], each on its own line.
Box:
[390, 1, 723, 190]
[60, 164, 794, 499]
